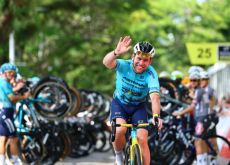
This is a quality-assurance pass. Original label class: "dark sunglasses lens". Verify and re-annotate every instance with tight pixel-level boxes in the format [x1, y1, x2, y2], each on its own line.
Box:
[190, 79, 197, 82]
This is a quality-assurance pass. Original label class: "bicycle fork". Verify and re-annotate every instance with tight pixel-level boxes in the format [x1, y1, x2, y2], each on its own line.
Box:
[130, 127, 142, 165]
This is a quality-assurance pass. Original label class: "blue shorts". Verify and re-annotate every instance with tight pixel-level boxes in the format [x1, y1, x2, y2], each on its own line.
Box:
[109, 98, 148, 125]
[0, 108, 17, 137]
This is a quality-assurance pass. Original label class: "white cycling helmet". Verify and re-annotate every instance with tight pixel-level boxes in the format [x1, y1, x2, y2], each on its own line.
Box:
[159, 71, 170, 78]
[188, 66, 204, 75]
[171, 70, 184, 80]
[189, 71, 200, 80]
[200, 71, 209, 79]
[133, 41, 155, 57]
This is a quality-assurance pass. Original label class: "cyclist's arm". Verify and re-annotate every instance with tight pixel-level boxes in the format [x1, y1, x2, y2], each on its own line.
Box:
[180, 105, 194, 115]
[209, 95, 216, 111]
[103, 36, 132, 69]
[8, 92, 30, 103]
[102, 50, 118, 69]
[149, 92, 161, 116]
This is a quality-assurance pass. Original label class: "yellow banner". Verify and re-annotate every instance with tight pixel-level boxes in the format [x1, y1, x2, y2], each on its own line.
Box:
[186, 43, 230, 65]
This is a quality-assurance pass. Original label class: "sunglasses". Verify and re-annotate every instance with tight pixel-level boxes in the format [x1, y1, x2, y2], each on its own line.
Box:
[201, 78, 209, 81]
[190, 79, 198, 82]
[136, 51, 151, 58]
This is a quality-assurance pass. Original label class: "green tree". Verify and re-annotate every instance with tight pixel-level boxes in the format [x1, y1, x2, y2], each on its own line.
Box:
[0, 0, 229, 94]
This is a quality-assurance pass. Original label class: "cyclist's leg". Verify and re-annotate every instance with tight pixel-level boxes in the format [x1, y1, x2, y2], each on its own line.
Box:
[110, 98, 128, 165]
[195, 117, 209, 165]
[9, 137, 22, 164]
[206, 129, 218, 165]
[195, 139, 208, 165]
[0, 108, 16, 165]
[0, 136, 7, 165]
[1, 107, 20, 164]
[132, 103, 149, 165]
[113, 118, 127, 150]
[137, 128, 149, 165]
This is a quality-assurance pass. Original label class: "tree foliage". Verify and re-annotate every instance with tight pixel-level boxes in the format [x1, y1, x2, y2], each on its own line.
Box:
[0, 0, 229, 94]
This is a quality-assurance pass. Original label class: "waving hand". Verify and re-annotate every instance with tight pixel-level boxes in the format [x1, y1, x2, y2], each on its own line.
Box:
[114, 36, 132, 56]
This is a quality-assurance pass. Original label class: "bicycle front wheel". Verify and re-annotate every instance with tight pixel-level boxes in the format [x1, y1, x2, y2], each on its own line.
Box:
[131, 144, 142, 165]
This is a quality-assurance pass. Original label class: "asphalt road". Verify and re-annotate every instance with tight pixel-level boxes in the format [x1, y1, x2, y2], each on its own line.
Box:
[55, 150, 230, 165]
[55, 150, 115, 165]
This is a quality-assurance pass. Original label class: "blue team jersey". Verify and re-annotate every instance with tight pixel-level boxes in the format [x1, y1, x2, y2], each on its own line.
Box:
[114, 59, 160, 105]
[0, 77, 14, 108]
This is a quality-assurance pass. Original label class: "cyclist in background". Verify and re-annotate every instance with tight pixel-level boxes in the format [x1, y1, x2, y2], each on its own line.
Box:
[173, 69, 217, 165]
[185, 66, 204, 104]
[0, 63, 30, 165]
[102, 36, 163, 165]
[171, 70, 184, 85]
[159, 71, 171, 79]
[199, 71, 218, 165]
[170, 70, 189, 102]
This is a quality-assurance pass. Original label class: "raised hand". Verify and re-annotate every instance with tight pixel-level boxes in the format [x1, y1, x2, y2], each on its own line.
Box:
[114, 36, 132, 55]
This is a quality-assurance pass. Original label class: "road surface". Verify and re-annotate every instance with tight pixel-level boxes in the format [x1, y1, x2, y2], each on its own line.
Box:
[55, 150, 115, 165]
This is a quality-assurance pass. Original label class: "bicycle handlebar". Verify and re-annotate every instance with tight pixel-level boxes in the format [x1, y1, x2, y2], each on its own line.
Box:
[110, 118, 159, 142]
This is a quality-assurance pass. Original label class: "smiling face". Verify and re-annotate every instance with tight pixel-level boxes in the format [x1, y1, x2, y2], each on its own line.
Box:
[132, 53, 152, 73]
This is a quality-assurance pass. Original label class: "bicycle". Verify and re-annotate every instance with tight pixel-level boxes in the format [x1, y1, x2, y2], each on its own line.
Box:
[151, 111, 230, 165]
[111, 117, 158, 165]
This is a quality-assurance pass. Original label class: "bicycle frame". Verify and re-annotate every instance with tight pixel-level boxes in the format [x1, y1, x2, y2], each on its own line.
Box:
[111, 118, 154, 165]
[122, 123, 149, 164]
[15, 97, 50, 132]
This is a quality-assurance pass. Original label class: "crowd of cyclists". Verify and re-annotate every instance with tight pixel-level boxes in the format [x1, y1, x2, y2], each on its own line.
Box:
[0, 36, 229, 165]
[161, 67, 218, 165]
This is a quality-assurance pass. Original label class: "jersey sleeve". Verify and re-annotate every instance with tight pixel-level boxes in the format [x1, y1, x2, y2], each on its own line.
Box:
[146, 68, 160, 94]
[115, 59, 126, 72]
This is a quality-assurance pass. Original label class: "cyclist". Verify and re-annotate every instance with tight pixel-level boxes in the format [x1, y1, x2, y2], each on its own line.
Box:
[199, 71, 218, 165]
[102, 36, 163, 165]
[173, 70, 217, 165]
[170, 70, 189, 101]
[0, 63, 30, 165]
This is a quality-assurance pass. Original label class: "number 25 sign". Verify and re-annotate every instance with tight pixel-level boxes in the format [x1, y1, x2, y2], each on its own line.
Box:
[186, 43, 217, 65]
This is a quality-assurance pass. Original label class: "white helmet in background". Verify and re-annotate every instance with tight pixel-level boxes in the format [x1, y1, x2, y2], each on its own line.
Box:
[159, 71, 170, 79]
[200, 71, 209, 79]
[188, 66, 204, 75]
[171, 70, 184, 80]
[189, 71, 201, 80]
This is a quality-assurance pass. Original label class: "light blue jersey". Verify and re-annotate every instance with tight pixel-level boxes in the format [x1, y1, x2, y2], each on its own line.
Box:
[0, 77, 14, 108]
[114, 59, 160, 105]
